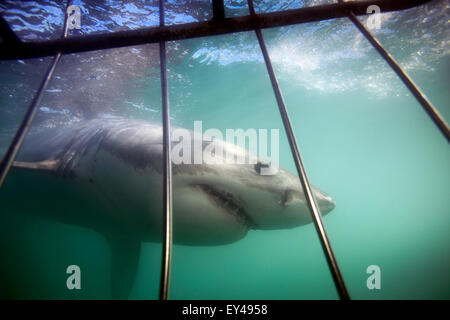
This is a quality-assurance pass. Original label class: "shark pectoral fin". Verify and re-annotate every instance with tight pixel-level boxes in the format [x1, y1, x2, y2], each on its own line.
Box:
[107, 235, 142, 300]
[12, 159, 59, 172]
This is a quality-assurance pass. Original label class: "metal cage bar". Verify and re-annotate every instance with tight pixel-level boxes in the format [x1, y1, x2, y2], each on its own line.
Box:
[158, 0, 173, 301]
[0, 0, 432, 60]
[0, 55, 61, 188]
[0, 3, 71, 188]
[212, 0, 225, 20]
[344, 9, 450, 142]
[247, 0, 350, 300]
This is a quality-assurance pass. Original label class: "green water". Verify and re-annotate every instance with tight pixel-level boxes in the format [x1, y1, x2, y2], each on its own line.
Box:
[0, 15, 449, 300]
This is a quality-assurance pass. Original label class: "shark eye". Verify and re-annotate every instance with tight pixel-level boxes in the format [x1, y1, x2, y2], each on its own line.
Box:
[254, 161, 270, 174]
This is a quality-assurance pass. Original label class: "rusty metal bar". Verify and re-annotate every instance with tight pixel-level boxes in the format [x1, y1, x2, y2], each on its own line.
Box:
[158, 0, 173, 301]
[0, 0, 431, 60]
[247, 0, 350, 300]
[0, 3, 71, 188]
[212, 0, 225, 20]
[345, 10, 450, 142]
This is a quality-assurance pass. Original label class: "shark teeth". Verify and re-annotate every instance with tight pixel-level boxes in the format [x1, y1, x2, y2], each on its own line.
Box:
[191, 184, 255, 229]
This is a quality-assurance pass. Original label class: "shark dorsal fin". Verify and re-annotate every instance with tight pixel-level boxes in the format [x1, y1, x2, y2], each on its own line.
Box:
[12, 159, 60, 172]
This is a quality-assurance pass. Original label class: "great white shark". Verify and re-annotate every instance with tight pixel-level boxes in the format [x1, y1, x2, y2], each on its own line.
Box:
[5, 117, 335, 299]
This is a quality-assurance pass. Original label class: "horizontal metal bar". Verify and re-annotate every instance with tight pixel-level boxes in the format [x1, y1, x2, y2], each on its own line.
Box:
[346, 11, 450, 142]
[0, 0, 431, 60]
[247, 0, 351, 300]
[158, 0, 173, 301]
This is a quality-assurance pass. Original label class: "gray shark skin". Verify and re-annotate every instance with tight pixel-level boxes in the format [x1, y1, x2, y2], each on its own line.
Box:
[5, 117, 335, 299]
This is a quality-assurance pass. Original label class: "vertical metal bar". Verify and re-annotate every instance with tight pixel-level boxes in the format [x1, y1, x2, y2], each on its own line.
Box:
[212, 0, 225, 20]
[0, 2, 72, 188]
[247, 0, 350, 300]
[346, 10, 449, 142]
[158, 0, 173, 301]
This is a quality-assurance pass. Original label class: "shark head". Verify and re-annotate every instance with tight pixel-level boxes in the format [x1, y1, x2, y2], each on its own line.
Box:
[174, 162, 335, 231]
[223, 165, 335, 231]
[171, 137, 336, 244]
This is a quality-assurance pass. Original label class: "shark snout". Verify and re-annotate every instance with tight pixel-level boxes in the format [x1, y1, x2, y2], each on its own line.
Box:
[315, 192, 336, 215]
[319, 197, 336, 215]
[282, 187, 336, 215]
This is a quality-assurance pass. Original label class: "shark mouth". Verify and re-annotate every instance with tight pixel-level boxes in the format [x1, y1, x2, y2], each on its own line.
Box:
[192, 184, 255, 229]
